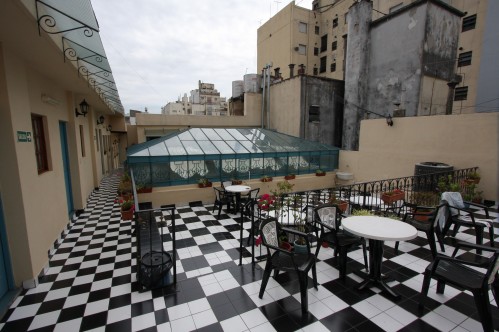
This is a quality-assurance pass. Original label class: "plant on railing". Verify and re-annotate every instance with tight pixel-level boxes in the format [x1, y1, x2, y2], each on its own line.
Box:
[315, 169, 326, 176]
[116, 198, 135, 220]
[261, 175, 273, 182]
[328, 192, 348, 212]
[198, 178, 212, 188]
[381, 189, 405, 205]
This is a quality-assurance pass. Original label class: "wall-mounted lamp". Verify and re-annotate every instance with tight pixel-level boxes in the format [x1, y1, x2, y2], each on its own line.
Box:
[75, 99, 89, 117]
[96, 115, 105, 125]
[107, 125, 112, 132]
[386, 115, 394, 126]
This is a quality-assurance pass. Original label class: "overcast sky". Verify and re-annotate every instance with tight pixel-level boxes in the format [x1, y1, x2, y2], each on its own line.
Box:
[92, 0, 313, 114]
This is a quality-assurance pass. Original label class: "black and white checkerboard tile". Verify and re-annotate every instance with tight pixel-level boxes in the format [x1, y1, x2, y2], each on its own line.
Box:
[1, 172, 497, 331]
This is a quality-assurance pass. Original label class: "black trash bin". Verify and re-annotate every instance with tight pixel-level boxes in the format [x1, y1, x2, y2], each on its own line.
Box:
[413, 162, 453, 192]
[139, 251, 173, 289]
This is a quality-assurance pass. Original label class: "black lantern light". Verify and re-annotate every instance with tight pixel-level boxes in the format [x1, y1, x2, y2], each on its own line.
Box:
[75, 99, 89, 117]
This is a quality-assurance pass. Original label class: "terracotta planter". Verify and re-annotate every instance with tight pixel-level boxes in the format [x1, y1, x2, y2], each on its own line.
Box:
[316, 172, 326, 176]
[338, 200, 348, 213]
[121, 209, 134, 221]
[261, 177, 273, 182]
[198, 182, 212, 188]
[232, 180, 242, 185]
[381, 190, 405, 205]
[413, 209, 433, 222]
[137, 187, 152, 194]
[284, 175, 295, 180]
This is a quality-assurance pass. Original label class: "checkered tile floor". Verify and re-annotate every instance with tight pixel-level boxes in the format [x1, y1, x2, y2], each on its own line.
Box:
[1, 172, 498, 331]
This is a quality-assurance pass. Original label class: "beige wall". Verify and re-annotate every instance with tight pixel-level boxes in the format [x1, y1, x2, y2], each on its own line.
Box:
[138, 173, 337, 207]
[339, 112, 498, 200]
[0, 39, 123, 287]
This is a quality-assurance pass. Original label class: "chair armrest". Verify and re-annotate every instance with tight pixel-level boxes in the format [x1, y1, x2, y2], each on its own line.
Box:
[462, 201, 490, 218]
[455, 241, 499, 254]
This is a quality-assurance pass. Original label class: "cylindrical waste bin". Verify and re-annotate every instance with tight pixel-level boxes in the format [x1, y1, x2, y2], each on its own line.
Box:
[413, 162, 453, 192]
[139, 251, 173, 289]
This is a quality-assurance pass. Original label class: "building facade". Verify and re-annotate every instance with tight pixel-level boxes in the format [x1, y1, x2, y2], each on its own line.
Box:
[162, 81, 228, 116]
[0, 0, 126, 306]
[258, 0, 498, 115]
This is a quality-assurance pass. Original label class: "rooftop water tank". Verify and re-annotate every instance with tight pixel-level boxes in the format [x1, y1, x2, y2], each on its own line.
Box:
[243, 74, 261, 93]
[232, 80, 244, 98]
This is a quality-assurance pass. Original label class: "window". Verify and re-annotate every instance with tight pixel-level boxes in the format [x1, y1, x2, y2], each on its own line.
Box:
[314, 47, 319, 56]
[462, 14, 476, 32]
[320, 56, 327, 73]
[299, 22, 307, 33]
[79, 125, 85, 157]
[314, 26, 319, 35]
[320, 34, 328, 52]
[458, 51, 472, 67]
[313, 67, 318, 75]
[332, 41, 337, 51]
[31, 114, 49, 173]
[298, 44, 306, 55]
[332, 17, 338, 28]
[330, 62, 336, 72]
[454, 86, 468, 101]
[309, 106, 320, 122]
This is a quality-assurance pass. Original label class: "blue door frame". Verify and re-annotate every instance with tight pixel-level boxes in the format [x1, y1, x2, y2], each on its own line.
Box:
[59, 122, 74, 218]
[0, 195, 15, 311]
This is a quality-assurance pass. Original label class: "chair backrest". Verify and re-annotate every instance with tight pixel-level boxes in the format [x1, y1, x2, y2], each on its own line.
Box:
[487, 251, 499, 285]
[249, 188, 260, 199]
[314, 203, 340, 230]
[260, 218, 280, 254]
[222, 181, 232, 189]
[214, 187, 225, 200]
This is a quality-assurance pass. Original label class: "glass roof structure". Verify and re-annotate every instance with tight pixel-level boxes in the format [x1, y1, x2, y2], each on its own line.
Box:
[127, 128, 340, 187]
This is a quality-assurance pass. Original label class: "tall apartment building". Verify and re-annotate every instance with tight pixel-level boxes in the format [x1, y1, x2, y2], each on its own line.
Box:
[162, 81, 228, 116]
[257, 0, 498, 115]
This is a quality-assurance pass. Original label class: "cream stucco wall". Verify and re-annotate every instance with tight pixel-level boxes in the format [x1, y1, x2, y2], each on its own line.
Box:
[138, 174, 337, 208]
[339, 113, 498, 201]
[269, 78, 302, 135]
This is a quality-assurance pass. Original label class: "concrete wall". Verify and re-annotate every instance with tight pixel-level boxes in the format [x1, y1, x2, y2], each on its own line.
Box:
[338, 112, 498, 201]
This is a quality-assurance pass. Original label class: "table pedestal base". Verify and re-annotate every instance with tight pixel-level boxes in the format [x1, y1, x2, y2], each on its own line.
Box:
[357, 239, 399, 299]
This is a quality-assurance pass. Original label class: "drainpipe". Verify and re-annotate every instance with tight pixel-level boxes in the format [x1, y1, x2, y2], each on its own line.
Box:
[267, 63, 272, 128]
[261, 67, 266, 128]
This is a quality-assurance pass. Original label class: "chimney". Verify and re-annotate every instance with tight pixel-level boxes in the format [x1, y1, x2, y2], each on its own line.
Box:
[289, 64, 295, 78]
[298, 64, 306, 75]
[274, 67, 280, 78]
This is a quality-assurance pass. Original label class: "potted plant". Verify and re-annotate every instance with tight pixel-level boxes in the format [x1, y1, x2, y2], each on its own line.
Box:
[408, 191, 439, 221]
[116, 198, 135, 220]
[198, 178, 212, 188]
[284, 173, 296, 180]
[261, 175, 273, 182]
[381, 189, 405, 205]
[465, 171, 480, 184]
[232, 178, 243, 185]
[118, 175, 133, 200]
[315, 169, 326, 176]
[136, 184, 152, 194]
[328, 192, 348, 213]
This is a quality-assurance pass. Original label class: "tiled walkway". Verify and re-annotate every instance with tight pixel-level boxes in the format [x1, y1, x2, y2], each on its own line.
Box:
[0, 172, 498, 331]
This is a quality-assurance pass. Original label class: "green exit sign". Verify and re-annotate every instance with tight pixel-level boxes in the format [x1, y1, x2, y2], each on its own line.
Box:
[17, 131, 32, 142]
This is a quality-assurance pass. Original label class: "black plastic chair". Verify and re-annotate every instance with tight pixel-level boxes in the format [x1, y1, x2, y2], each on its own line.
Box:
[419, 241, 499, 332]
[213, 187, 232, 219]
[441, 192, 495, 251]
[258, 218, 318, 317]
[314, 204, 368, 279]
[394, 202, 448, 258]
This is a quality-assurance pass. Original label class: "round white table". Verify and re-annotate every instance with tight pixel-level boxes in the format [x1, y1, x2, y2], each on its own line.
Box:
[342, 216, 417, 298]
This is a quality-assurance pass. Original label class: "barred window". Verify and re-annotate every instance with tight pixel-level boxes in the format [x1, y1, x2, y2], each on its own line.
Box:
[332, 41, 337, 51]
[457, 51, 472, 67]
[314, 26, 319, 35]
[320, 56, 327, 73]
[454, 86, 468, 101]
[320, 34, 328, 52]
[462, 14, 476, 32]
[314, 47, 319, 56]
[332, 18, 338, 28]
[330, 62, 336, 72]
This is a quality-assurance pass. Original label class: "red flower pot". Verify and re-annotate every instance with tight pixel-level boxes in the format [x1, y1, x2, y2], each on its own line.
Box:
[121, 209, 134, 221]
